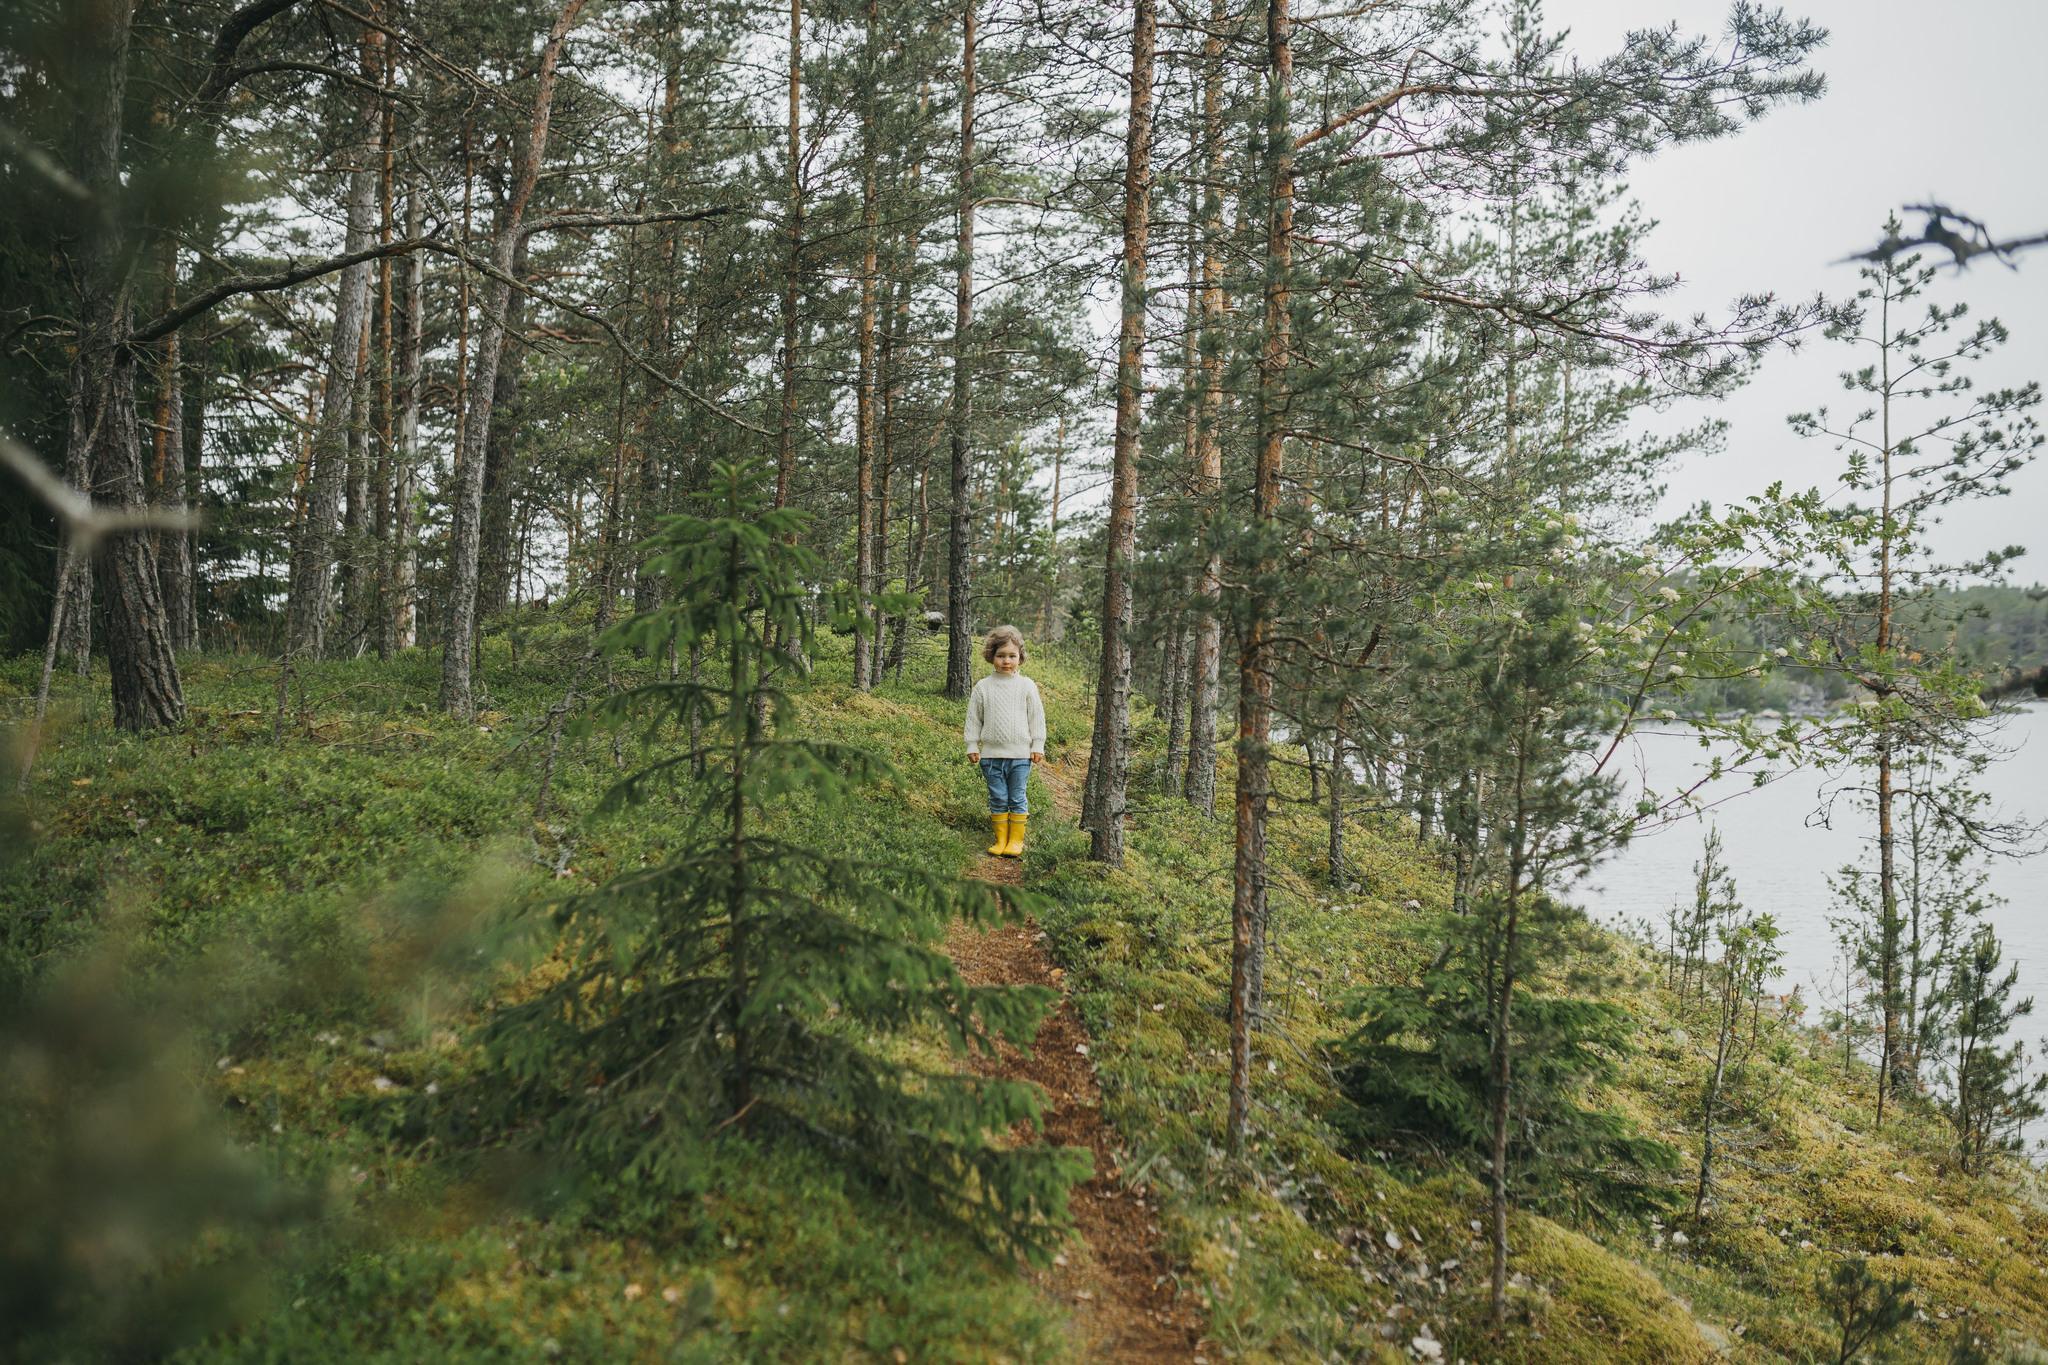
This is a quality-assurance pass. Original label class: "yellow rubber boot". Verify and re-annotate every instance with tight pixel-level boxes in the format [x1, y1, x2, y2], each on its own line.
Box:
[1003, 813, 1027, 858]
[986, 813, 1010, 858]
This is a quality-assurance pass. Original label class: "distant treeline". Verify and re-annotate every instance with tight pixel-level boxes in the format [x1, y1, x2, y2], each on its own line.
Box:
[1686, 583, 2048, 714]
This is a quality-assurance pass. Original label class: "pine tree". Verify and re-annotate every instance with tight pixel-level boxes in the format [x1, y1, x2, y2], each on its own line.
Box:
[1930, 923, 2047, 1173]
[1690, 879, 1783, 1222]
[1821, 1257, 1916, 1365]
[477, 459, 1088, 1254]
[1792, 227, 2044, 1117]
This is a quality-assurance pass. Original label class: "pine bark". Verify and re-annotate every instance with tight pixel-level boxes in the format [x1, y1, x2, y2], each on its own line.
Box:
[285, 36, 384, 660]
[477, 232, 533, 618]
[851, 0, 882, 690]
[1873, 298, 1907, 1121]
[774, 0, 803, 512]
[1229, 0, 1292, 1154]
[1161, 620, 1187, 791]
[179, 305, 208, 649]
[440, 0, 586, 717]
[62, 0, 183, 730]
[370, 77, 395, 658]
[1327, 706, 1347, 886]
[882, 77, 930, 679]
[386, 185, 425, 654]
[1040, 412, 1064, 642]
[943, 0, 977, 701]
[339, 312, 374, 653]
[1489, 737, 1531, 1328]
[153, 246, 195, 653]
[1083, 0, 1154, 864]
[1183, 0, 1230, 813]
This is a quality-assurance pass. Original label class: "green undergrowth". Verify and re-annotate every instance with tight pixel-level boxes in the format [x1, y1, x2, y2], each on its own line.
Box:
[7, 619, 2048, 1362]
[1, 622, 1077, 1363]
[982, 656, 2048, 1363]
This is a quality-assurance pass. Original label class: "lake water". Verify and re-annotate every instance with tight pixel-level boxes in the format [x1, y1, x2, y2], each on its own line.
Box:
[1575, 703, 2048, 1027]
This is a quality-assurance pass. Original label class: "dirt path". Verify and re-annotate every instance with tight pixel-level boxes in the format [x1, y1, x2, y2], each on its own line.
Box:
[948, 761, 1206, 1362]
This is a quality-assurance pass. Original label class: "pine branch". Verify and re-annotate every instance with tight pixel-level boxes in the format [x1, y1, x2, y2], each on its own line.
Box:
[131, 235, 441, 344]
[194, 0, 307, 106]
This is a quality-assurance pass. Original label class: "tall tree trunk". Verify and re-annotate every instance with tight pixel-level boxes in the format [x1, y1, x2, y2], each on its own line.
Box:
[1327, 704, 1347, 886]
[1450, 770, 1478, 918]
[153, 244, 195, 652]
[477, 231, 533, 618]
[629, 233, 668, 620]
[57, 415, 94, 676]
[1873, 286, 1908, 1119]
[594, 237, 638, 632]
[870, 332, 894, 673]
[1161, 619, 1187, 791]
[1083, 0, 1154, 865]
[630, 58, 693, 625]
[892, 434, 934, 681]
[180, 304, 208, 649]
[63, 0, 183, 730]
[386, 184, 425, 654]
[1228, 0, 1291, 1154]
[1183, 0, 1229, 813]
[371, 66, 396, 659]
[1488, 753, 1528, 1330]
[851, 0, 882, 690]
[882, 77, 929, 679]
[942, 0, 977, 701]
[285, 33, 384, 660]
[774, 0, 803, 512]
[1040, 411, 1064, 642]
[878, 275, 910, 673]
[339, 313, 374, 653]
[440, 0, 587, 717]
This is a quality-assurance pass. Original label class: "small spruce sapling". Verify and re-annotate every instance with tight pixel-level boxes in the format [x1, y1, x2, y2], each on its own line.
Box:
[477, 460, 1089, 1256]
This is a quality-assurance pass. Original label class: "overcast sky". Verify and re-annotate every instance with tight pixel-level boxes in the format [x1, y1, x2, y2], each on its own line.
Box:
[1548, 0, 2048, 576]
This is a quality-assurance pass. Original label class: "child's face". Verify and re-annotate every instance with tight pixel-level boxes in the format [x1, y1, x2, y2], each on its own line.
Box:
[993, 643, 1021, 673]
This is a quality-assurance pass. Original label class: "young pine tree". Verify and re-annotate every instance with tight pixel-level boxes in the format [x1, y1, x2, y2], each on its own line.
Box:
[1690, 880, 1784, 1222]
[1790, 226, 2043, 1119]
[1820, 1256, 1916, 1365]
[1930, 923, 2047, 1174]
[479, 460, 1089, 1254]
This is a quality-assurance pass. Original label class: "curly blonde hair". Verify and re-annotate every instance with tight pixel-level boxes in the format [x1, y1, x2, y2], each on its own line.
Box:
[982, 624, 1027, 665]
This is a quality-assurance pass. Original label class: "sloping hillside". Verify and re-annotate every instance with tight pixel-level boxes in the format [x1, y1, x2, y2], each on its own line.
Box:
[6, 624, 2046, 1362]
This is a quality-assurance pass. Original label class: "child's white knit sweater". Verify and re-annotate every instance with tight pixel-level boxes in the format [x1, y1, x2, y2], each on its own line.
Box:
[963, 672, 1046, 759]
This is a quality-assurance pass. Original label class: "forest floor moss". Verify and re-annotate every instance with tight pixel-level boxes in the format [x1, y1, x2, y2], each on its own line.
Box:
[6, 617, 2047, 1362]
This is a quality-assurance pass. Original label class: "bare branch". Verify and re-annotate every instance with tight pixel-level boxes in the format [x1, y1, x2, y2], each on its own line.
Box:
[1839, 204, 2048, 270]
[0, 433, 199, 548]
[0, 122, 91, 201]
[220, 59, 420, 104]
[522, 206, 734, 238]
[132, 234, 441, 344]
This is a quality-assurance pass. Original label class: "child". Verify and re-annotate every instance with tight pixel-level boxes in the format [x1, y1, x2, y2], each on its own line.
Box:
[963, 624, 1046, 858]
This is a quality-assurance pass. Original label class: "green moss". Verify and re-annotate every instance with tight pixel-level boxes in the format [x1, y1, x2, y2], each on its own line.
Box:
[11, 621, 2048, 1361]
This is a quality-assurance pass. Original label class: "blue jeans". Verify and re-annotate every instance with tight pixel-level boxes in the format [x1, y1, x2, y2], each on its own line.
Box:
[979, 757, 1031, 814]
